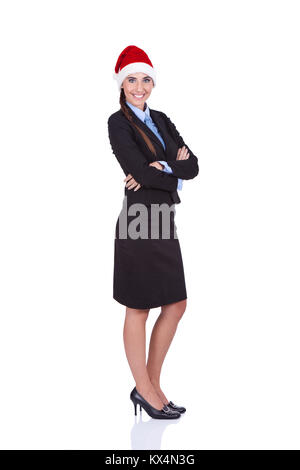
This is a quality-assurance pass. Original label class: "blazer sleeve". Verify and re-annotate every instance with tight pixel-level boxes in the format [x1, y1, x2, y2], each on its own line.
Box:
[158, 160, 183, 191]
[108, 115, 178, 192]
[160, 111, 199, 180]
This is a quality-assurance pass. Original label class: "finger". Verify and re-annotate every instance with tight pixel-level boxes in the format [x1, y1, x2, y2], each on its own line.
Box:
[134, 183, 141, 191]
[126, 182, 136, 189]
[182, 147, 189, 159]
[125, 176, 134, 185]
[125, 177, 135, 186]
[124, 174, 133, 182]
[177, 148, 183, 160]
[151, 162, 162, 170]
[149, 162, 158, 168]
[179, 146, 187, 160]
[127, 180, 138, 190]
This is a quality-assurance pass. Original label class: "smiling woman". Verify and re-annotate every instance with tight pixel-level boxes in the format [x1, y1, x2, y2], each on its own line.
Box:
[108, 44, 199, 420]
[122, 73, 153, 109]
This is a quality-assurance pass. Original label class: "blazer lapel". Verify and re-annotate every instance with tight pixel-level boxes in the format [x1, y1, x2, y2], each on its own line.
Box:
[149, 109, 171, 155]
[126, 104, 167, 154]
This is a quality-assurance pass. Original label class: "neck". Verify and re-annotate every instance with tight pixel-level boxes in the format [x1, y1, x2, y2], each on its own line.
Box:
[126, 100, 147, 112]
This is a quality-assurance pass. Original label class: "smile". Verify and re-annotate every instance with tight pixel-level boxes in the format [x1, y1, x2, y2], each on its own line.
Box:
[132, 94, 145, 99]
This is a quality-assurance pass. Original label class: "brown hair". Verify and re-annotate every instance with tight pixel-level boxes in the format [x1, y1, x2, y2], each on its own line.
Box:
[120, 87, 157, 156]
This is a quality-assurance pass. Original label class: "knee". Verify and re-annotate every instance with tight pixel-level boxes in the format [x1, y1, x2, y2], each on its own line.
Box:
[175, 299, 187, 321]
[162, 299, 187, 322]
[125, 307, 150, 322]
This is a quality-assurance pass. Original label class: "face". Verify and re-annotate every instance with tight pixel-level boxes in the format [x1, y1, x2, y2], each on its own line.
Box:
[121, 72, 154, 111]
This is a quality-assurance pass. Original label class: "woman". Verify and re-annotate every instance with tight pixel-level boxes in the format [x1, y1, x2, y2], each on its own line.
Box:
[107, 45, 199, 420]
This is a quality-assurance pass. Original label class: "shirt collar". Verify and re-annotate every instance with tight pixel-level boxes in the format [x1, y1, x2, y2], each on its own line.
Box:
[126, 100, 150, 122]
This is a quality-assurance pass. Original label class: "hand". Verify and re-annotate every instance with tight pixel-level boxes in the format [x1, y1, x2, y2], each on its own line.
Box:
[149, 161, 164, 170]
[124, 173, 142, 191]
[177, 145, 190, 160]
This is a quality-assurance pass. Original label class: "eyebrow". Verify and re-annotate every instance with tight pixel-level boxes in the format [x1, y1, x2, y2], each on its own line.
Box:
[127, 76, 151, 79]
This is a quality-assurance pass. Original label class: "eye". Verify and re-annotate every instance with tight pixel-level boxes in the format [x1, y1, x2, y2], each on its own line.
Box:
[128, 77, 151, 83]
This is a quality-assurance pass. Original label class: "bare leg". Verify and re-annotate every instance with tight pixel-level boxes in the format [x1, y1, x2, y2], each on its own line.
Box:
[146, 299, 187, 405]
[123, 306, 165, 410]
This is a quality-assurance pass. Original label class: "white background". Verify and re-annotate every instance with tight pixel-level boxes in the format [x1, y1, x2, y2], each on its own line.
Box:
[0, 0, 299, 450]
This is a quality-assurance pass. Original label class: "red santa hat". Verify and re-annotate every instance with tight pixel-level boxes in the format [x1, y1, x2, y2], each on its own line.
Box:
[113, 45, 156, 90]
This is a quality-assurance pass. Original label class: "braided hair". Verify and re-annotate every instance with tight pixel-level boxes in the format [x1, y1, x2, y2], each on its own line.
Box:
[119, 87, 157, 157]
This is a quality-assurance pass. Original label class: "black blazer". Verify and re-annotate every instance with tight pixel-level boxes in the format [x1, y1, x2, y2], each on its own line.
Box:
[107, 104, 199, 206]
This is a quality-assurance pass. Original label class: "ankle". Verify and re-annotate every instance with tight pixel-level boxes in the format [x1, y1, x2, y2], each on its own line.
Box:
[135, 381, 153, 393]
[149, 378, 161, 388]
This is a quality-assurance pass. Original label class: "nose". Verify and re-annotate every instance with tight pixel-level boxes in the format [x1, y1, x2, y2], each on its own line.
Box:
[135, 82, 145, 93]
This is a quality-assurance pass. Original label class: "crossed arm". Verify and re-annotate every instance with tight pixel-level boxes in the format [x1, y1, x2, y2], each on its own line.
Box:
[157, 160, 183, 191]
[125, 147, 189, 191]
[108, 116, 179, 192]
[108, 113, 198, 192]
[159, 111, 199, 180]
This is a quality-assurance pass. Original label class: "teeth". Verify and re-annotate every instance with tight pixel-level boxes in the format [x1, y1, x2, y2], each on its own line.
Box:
[134, 94, 144, 98]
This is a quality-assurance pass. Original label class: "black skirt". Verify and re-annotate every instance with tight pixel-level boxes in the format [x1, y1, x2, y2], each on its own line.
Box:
[113, 197, 187, 309]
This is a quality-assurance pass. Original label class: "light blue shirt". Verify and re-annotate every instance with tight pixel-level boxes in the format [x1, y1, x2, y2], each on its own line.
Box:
[126, 100, 183, 191]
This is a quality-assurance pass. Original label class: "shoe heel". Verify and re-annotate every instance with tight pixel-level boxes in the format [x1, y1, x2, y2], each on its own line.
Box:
[130, 386, 181, 419]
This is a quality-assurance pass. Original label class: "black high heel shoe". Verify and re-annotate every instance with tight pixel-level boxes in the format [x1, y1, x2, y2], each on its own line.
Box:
[167, 401, 186, 414]
[130, 387, 181, 419]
